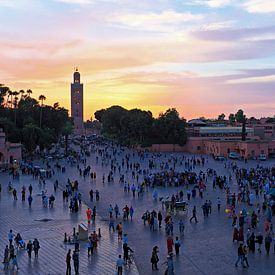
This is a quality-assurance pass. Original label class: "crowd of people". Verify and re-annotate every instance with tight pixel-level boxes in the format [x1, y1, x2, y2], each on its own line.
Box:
[1, 135, 275, 274]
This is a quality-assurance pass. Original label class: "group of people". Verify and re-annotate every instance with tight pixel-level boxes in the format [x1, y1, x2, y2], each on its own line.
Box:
[3, 229, 40, 271]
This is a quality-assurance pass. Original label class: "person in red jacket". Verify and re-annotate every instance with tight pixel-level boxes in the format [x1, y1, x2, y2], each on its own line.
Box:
[167, 235, 174, 254]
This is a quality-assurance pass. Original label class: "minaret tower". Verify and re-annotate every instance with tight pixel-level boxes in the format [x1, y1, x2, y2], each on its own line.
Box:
[71, 67, 84, 134]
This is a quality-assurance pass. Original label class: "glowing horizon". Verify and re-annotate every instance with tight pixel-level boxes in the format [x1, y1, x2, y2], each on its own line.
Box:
[1, 0, 275, 120]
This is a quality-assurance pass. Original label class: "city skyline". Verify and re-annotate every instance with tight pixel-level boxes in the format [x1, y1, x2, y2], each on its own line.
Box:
[1, 0, 275, 120]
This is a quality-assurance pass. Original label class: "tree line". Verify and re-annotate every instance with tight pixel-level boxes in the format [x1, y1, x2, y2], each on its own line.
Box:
[94, 106, 187, 147]
[0, 84, 72, 153]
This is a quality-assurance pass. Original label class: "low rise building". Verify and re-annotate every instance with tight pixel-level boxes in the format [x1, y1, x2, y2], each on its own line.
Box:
[0, 129, 22, 167]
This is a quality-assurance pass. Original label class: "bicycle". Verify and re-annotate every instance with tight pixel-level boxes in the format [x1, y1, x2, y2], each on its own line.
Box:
[126, 251, 134, 268]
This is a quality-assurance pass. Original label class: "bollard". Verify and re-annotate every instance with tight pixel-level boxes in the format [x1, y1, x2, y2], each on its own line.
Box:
[64, 233, 67, 243]
[98, 228, 102, 238]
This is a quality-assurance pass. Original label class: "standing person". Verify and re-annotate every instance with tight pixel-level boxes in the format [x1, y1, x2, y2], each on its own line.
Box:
[116, 222, 123, 241]
[256, 232, 263, 253]
[179, 219, 185, 235]
[116, 254, 124, 275]
[29, 184, 33, 195]
[12, 254, 19, 271]
[8, 229, 15, 247]
[28, 194, 33, 207]
[86, 208, 92, 224]
[109, 216, 115, 232]
[66, 249, 71, 275]
[167, 236, 174, 255]
[3, 245, 10, 270]
[248, 233, 256, 253]
[243, 245, 249, 268]
[33, 238, 40, 257]
[95, 190, 99, 201]
[150, 246, 159, 270]
[235, 243, 245, 268]
[21, 186, 26, 201]
[158, 211, 163, 228]
[130, 206, 134, 221]
[89, 189, 93, 201]
[189, 206, 198, 223]
[12, 188, 17, 200]
[27, 240, 33, 258]
[114, 204, 119, 219]
[92, 206, 96, 220]
[265, 234, 272, 254]
[131, 184, 136, 198]
[72, 250, 79, 275]
[174, 237, 181, 255]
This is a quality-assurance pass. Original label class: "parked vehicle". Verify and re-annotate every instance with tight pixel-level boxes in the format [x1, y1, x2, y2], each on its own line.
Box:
[215, 155, 226, 161]
[228, 152, 241, 160]
[259, 154, 267, 161]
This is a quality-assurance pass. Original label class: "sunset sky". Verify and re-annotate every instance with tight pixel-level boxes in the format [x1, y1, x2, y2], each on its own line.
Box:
[1, 0, 275, 120]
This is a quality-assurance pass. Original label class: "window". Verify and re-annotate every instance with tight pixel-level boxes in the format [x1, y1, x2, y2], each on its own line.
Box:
[197, 146, 201, 150]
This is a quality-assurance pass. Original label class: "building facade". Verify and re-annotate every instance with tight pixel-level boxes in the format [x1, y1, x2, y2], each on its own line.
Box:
[0, 129, 21, 167]
[71, 68, 84, 135]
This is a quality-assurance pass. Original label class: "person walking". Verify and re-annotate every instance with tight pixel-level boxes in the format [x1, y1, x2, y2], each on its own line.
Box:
[12, 254, 19, 271]
[27, 240, 33, 258]
[72, 250, 79, 275]
[190, 206, 198, 223]
[235, 243, 245, 268]
[123, 244, 133, 264]
[66, 249, 71, 275]
[265, 234, 272, 254]
[174, 237, 181, 255]
[150, 246, 159, 270]
[33, 238, 40, 257]
[243, 245, 249, 268]
[116, 254, 124, 275]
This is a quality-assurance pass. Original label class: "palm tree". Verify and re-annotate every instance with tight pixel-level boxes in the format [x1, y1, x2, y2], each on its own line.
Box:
[39, 94, 46, 128]
[26, 89, 32, 98]
[19, 89, 25, 101]
[53, 102, 59, 109]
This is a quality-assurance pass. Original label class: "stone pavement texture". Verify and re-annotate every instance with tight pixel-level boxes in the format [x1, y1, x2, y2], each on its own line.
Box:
[0, 172, 139, 275]
[49, 146, 275, 275]
[1, 144, 275, 275]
